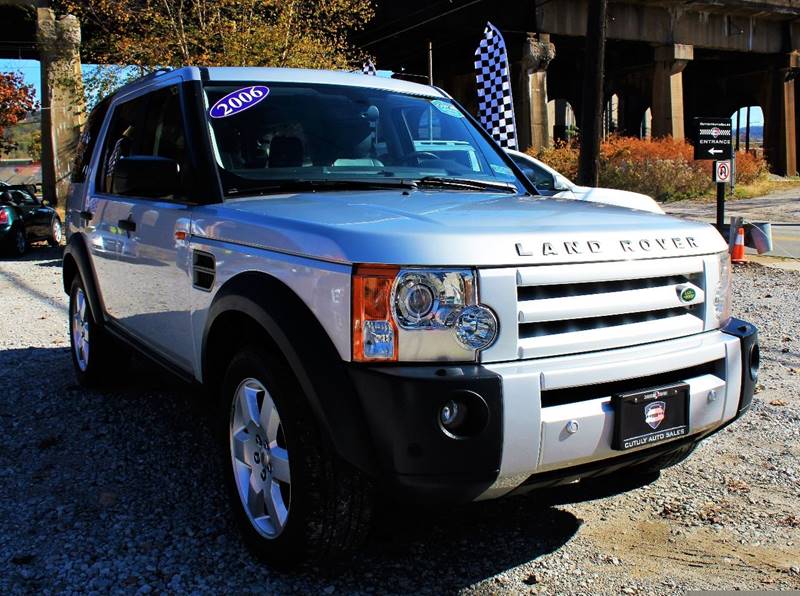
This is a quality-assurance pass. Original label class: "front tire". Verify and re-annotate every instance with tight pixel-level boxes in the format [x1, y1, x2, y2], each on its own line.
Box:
[68, 276, 126, 386]
[219, 345, 373, 566]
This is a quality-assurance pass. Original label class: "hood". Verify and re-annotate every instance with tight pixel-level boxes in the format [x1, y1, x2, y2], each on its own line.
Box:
[571, 186, 664, 214]
[191, 190, 726, 266]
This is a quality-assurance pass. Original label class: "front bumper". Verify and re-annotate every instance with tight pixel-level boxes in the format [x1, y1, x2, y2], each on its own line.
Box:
[347, 318, 758, 503]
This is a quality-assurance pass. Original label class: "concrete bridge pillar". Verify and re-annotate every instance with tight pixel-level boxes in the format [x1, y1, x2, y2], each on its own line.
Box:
[37, 8, 85, 205]
[651, 44, 693, 139]
[764, 52, 798, 176]
[514, 33, 556, 151]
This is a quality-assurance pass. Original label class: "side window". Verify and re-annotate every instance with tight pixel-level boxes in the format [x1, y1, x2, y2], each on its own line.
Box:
[98, 85, 190, 199]
[512, 156, 555, 191]
[71, 98, 111, 183]
[12, 190, 35, 205]
[98, 94, 150, 194]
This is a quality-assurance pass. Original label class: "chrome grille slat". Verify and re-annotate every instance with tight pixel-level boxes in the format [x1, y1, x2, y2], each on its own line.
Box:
[515, 257, 707, 359]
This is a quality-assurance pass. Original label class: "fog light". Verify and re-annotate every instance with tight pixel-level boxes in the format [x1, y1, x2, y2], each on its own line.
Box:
[440, 400, 461, 428]
[749, 343, 760, 381]
[438, 391, 490, 439]
[454, 305, 498, 351]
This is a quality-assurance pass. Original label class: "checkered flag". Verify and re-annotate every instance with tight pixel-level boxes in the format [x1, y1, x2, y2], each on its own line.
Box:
[362, 59, 377, 76]
[474, 22, 518, 150]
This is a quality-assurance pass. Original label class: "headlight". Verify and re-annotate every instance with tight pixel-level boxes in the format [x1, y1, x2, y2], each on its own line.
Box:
[393, 270, 472, 329]
[352, 266, 498, 362]
[713, 251, 732, 327]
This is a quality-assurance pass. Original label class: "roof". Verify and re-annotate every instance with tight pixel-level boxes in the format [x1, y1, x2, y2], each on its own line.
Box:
[116, 66, 445, 99]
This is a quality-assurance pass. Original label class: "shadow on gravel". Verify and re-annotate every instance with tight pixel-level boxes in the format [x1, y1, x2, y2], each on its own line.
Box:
[0, 345, 597, 593]
[0, 244, 63, 263]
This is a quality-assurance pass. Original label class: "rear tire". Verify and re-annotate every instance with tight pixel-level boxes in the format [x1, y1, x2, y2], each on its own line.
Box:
[10, 225, 27, 256]
[218, 345, 373, 567]
[68, 276, 127, 386]
[48, 217, 63, 247]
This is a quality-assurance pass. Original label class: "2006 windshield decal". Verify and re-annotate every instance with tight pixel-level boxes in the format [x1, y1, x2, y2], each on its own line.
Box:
[209, 86, 270, 118]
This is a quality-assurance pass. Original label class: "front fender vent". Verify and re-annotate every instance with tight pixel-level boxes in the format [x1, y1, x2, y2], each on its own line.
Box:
[192, 250, 216, 291]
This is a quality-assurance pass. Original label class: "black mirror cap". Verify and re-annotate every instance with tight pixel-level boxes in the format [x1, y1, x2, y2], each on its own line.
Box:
[111, 155, 181, 198]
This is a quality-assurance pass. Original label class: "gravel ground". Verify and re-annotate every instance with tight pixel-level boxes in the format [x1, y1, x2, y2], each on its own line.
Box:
[1, 246, 798, 594]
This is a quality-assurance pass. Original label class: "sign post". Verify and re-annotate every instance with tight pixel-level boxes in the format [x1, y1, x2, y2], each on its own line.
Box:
[692, 117, 733, 232]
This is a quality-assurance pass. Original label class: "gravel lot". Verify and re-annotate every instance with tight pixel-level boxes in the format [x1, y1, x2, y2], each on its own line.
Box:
[1, 246, 798, 594]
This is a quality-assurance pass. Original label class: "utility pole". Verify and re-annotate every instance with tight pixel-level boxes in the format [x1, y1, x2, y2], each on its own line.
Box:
[745, 106, 751, 152]
[577, 0, 608, 187]
[735, 109, 740, 151]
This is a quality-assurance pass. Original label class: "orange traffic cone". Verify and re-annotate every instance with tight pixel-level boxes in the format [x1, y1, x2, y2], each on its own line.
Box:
[731, 227, 746, 263]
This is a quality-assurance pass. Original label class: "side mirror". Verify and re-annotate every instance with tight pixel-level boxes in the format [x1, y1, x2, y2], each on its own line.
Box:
[111, 155, 181, 198]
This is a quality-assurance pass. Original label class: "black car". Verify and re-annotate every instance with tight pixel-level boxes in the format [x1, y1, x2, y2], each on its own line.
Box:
[0, 184, 62, 256]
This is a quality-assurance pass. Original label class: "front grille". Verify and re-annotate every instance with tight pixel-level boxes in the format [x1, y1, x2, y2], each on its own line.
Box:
[541, 359, 723, 408]
[515, 257, 707, 359]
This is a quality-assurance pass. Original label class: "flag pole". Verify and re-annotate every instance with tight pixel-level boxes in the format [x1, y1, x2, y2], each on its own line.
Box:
[428, 41, 434, 85]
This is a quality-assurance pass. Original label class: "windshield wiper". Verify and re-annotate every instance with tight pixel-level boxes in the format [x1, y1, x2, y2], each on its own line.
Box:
[226, 178, 417, 197]
[415, 176, 518, 193]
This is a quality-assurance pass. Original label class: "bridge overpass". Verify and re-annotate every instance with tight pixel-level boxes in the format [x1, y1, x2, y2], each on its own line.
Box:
[2, 1, 800, 202]
[359, 0, 800, 176]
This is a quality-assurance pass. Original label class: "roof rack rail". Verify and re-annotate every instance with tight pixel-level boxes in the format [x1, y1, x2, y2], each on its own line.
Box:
[130, 67, 173, 85]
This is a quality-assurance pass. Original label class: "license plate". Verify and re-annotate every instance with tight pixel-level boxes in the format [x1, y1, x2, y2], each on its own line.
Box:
[612, 382, 689, 451]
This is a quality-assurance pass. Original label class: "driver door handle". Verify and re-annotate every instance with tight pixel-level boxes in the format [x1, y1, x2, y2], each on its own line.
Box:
[118, 219, 136, 232]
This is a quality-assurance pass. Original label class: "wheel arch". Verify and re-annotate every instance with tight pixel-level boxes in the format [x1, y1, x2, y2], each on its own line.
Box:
[62, 234, 105, 326]
[203, 271, 377, 476]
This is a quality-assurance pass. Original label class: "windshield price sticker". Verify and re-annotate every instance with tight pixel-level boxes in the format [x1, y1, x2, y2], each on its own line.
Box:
[431, 100, 464, 119]
[210, 86, 270, 119]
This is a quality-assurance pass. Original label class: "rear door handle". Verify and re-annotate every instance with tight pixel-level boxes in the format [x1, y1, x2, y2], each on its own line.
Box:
[79, 210, 93, 221]
[118, 219, 136, 232]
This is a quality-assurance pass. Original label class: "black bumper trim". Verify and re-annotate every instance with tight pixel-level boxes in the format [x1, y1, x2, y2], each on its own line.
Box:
[347, 364, 503, 503]
[721, 317, 759, 414]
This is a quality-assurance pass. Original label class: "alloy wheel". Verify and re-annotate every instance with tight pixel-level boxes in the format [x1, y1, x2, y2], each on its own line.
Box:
[71, 288, 90, 371]
[15, 228, 26, 254]
[52, 219, 63, 244]
[229, 378, 291, 538]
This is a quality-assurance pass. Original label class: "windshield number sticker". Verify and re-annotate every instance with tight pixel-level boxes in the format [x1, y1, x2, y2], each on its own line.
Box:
[209, 86, 270, 119]
[431, 99, 464, 119]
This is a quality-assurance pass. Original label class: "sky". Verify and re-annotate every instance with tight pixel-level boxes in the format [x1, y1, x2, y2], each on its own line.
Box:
[0, 57, 767, 127]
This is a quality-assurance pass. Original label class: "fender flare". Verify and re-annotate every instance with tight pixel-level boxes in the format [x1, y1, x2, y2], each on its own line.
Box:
[62, 234, 105, 327]
[203, 272, 378, 476]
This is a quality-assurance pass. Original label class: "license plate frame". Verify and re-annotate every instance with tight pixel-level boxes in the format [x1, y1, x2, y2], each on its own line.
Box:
[612, 382, 689, 451]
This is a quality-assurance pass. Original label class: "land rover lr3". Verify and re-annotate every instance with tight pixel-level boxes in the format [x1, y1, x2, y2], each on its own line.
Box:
[63, 66, 759, 565]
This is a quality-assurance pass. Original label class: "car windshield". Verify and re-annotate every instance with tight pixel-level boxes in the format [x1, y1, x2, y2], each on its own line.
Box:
[202, 82, 523, 195]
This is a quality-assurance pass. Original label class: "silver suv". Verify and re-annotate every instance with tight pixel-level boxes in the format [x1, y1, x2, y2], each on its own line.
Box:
[63, 66, 759, 565]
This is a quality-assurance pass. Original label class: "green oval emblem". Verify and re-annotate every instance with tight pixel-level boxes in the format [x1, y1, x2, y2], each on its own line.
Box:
[680, 287, 696, 302]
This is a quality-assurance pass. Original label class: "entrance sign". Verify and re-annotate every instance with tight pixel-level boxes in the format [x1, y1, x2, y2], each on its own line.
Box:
[692, 117, 733, 160]
[714, 160, 732, 183]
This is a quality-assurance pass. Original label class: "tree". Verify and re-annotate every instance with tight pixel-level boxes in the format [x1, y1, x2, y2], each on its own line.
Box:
[27, 130, 42, 162]
[57, 0, 374, 106]
[0, 72, 38, 155]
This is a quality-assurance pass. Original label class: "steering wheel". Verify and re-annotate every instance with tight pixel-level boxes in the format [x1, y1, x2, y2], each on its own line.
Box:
[399, 151, 441, 166]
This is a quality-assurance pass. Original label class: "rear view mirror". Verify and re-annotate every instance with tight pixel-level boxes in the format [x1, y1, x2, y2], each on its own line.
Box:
[111, 155, 180, 198]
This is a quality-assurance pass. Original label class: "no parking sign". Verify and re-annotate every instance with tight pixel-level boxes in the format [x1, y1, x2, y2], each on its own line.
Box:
[714, 160, 732, 184]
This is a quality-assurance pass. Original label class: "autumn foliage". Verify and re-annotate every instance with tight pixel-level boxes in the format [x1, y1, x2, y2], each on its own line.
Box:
[57, 0, 374, 69]
[0, 72, 38, 154]
[532, 136, 769, 202]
